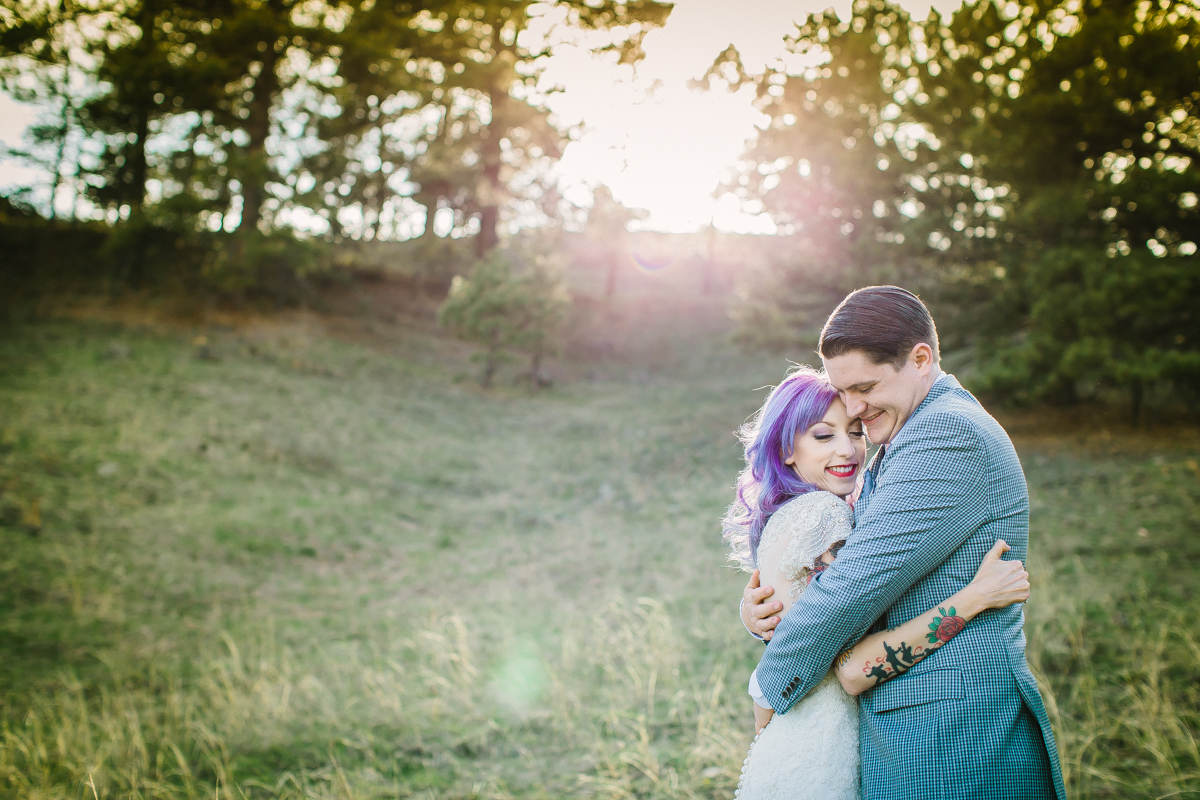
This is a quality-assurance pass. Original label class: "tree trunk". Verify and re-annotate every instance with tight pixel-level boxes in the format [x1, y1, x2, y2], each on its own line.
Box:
[129, 103, 149, 213]
[126, 0, 154, 217]
[47, 99, 69, 225]
[475, 87, 505, 258]
[1130, 379, 1144, 427]
[529, 344, 542, 387]
[481, 341, 499, 388]
[417, 192, 438, 237]
[702, 224, 716, 296]
[238, 9, 283, 233]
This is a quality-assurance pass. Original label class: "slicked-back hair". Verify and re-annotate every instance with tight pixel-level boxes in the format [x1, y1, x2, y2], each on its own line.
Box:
[819, 286, 940, 369]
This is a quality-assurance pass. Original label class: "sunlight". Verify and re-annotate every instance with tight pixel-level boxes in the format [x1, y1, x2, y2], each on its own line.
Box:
[542, 0, 965, 233]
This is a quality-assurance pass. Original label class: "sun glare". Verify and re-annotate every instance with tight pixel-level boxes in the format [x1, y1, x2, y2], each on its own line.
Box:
[543, 0, 963, 233]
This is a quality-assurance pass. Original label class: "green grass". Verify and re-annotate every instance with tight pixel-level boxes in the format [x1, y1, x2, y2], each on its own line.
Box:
[0, 311, 1197, 799]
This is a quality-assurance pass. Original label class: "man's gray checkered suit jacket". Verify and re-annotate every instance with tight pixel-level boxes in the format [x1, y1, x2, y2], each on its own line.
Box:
[755, 375, 1066, 799]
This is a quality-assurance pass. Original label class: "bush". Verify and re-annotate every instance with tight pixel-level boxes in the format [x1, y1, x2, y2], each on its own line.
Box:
[97, 206, 331, 308]
[0, 198, 111, 318]
[975, 247, 1200, 421]
[437, 247, 570, 387]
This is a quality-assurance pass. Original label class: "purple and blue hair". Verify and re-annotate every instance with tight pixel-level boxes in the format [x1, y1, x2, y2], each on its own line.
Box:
[722, 366, 839, 570]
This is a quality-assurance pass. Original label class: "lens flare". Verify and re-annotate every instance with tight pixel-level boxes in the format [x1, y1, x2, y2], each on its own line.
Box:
[629, 239, 676, 273]
[488, 640, 547, 715]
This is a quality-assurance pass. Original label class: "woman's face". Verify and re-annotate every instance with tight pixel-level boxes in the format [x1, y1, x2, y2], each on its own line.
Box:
[785, 398, 868, 498]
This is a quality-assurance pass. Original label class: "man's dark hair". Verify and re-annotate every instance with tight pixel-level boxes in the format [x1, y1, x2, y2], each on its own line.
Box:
[818, 286, 940, 368]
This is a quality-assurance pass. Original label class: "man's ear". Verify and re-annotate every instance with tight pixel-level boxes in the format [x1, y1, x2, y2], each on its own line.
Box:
[909, 343, 935, 373]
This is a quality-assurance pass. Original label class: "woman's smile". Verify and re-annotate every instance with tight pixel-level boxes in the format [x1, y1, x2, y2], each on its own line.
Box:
[825, 463, 858, 479]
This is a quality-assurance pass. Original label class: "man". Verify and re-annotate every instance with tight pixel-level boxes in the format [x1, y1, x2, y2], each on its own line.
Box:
[742, 286, 1065, 799]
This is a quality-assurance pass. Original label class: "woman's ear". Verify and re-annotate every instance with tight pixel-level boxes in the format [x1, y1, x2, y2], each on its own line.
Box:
[783, 448, 795, 466]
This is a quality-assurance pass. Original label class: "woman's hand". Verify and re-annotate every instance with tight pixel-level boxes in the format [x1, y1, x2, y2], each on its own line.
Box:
[753, 704, 774, 735]
[963, 540, 1030, 615]
[741, 569, 783, 641]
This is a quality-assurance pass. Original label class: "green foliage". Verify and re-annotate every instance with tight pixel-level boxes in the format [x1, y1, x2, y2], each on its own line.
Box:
[0, 199, 111, 318]
[975, 247, 1200, 414]
[96, 206, 329, 307]
[438, 247, 570, 387]
[726, 0, 1200, 418]
[407, 234, 478, 291]
[717, 1, 940, 349]
[0, 0, 672, 304]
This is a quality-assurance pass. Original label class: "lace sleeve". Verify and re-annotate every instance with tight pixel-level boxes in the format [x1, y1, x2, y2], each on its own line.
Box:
[755, 492, 854, 614]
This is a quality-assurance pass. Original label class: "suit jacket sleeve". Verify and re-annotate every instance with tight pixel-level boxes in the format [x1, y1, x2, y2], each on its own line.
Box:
[755, 411, 990, 713]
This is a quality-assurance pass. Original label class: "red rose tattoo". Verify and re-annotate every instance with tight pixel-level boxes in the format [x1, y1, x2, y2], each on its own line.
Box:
[927, 607, 966, 644]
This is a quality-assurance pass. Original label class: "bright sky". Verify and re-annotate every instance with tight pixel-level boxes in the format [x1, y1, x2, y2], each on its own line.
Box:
[0, 0, 962, 234]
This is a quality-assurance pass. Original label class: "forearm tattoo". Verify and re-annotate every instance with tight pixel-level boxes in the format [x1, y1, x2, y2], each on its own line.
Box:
[926, 606, 966, 644]
[859, 607, 967, 687]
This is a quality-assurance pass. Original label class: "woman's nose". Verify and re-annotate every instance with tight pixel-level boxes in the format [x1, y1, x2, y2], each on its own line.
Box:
[835, 433, 855, 457]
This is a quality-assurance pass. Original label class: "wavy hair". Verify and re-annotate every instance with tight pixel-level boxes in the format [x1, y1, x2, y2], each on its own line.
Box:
[722, 367, 839, 571]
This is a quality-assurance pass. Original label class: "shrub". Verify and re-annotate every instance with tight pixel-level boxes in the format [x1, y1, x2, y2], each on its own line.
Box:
[438, 248, 570, 387]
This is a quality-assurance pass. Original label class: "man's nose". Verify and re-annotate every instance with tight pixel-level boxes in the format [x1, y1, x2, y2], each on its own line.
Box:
[844, 395, 867, 417]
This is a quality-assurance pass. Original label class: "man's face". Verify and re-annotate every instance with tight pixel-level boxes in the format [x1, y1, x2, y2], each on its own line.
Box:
[822, 345, 936, 445]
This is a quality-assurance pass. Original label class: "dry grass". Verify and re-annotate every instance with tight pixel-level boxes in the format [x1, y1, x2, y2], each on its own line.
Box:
[1, 309, 1197, 798]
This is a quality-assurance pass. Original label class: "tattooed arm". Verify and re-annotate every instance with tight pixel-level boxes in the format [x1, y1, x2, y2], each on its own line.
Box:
[832, 539, 1029, 696]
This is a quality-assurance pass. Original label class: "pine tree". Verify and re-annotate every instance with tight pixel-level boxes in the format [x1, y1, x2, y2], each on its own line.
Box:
[438, 247, 569, 387]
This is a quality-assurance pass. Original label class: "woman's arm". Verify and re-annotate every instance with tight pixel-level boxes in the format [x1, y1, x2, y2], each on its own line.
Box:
[834, 539, 1029, 696]
[753, 703, 773, 734]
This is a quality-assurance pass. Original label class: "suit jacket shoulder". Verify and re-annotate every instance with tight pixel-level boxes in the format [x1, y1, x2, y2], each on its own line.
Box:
[883, 377, 1009, 470]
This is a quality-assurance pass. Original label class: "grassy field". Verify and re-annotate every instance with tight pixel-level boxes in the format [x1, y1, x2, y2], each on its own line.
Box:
[1, 302, 1198, 799]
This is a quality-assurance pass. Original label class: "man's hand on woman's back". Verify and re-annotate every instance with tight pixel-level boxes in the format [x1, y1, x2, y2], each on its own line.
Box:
[742, 569, 783, 641]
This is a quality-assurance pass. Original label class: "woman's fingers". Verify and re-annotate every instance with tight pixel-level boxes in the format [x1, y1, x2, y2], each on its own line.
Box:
[983, 539, 1011, 562]
[969, 542, 1033, 608]
[741, 571, 782, 638]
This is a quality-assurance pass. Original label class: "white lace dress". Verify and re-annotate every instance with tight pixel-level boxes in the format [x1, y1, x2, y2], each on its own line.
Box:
[735, 491, 861, 800]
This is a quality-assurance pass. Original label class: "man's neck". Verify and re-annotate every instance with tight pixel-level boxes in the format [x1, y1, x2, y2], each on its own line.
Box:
[888, 368, 945, 445]
[913, 368, 944, 408]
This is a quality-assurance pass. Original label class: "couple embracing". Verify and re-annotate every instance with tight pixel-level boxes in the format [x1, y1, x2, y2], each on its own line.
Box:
[724, 287, 1066, 799]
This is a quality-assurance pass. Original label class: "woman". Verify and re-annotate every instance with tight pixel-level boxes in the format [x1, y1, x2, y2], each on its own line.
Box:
[723, 368, 1031, 800]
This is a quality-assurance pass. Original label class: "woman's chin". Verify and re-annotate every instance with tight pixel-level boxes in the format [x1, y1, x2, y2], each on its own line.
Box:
[813, 479, 855, 497]
[827, 479, 857, 498]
